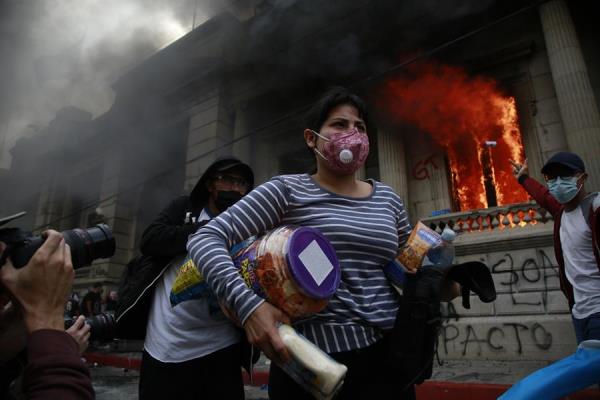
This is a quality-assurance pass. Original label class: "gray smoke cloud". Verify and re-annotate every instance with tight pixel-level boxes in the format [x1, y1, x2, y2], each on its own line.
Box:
[0, 0, 233, 168]
[0, 0, 500, 170]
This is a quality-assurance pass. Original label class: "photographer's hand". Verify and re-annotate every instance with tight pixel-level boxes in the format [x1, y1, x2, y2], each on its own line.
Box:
[65, 315, 90, 354]
[0, 230, 74, 333]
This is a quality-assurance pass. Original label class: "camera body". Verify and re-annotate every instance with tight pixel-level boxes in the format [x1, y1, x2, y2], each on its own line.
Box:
[0, 224, 115, 269]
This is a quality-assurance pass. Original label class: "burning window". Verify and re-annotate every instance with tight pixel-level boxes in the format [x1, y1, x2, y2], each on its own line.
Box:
[380, 62, 529, 211]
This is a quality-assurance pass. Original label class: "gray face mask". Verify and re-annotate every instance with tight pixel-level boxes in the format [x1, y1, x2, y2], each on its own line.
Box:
[547, 176, 582, 204]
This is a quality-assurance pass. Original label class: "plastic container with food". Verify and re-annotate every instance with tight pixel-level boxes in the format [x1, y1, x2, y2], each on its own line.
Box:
[232, 226, 341, 319]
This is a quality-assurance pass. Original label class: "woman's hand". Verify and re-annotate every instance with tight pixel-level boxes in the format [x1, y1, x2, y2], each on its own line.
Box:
[66, 315, 91, 354]
[243, 302, 291, 365]
[219, 299, 242, 327]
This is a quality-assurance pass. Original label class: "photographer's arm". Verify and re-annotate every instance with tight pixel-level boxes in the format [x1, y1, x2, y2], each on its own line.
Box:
[0, 231, 94, 399]
[140, 196, 203, 257]
[24, 330, 94, 400]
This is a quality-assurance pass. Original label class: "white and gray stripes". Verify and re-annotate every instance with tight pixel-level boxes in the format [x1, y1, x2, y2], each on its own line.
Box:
[187, 173, 411, 353]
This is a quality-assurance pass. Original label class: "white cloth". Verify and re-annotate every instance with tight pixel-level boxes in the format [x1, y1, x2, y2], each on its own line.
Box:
[560, 207, 600, 319]
[144, 209, 240, 363]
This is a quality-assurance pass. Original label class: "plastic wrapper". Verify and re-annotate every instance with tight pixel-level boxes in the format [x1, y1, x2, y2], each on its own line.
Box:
[395, 222, 442, 272]
[169, 255, 210, 306]
[278, 324, 347, 400]
[169, 238, 254, 308]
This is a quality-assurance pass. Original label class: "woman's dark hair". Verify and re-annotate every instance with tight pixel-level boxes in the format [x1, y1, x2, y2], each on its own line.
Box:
[305, 87, 369, 132]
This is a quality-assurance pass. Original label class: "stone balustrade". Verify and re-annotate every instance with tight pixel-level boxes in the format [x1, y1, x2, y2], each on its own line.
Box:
[421, 201, 554, 234]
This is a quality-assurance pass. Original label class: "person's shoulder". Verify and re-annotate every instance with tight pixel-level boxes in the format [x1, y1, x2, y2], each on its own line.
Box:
[372, 180, 402, 200]
[264, 174, 310, 191]
[169, 195, 191, 208]
[592, 192, 600, 212]
[371, 180, 408, 211]
[270, 173, 308, 184]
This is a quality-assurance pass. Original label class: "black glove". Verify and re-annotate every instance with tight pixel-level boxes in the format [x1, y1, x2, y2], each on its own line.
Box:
[446, 261, 496, 309]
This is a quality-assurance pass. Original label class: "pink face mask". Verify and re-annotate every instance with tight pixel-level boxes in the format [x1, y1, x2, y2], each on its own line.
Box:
[311, 128, 370, 175]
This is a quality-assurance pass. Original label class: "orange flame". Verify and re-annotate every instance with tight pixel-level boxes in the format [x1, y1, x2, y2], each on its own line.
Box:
[379, 62, 529, 211]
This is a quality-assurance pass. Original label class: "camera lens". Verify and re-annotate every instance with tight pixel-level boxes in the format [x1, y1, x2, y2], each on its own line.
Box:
[64, 313, 116, 342]
[7, 224, 116, 269]
[86, 313, 116, 342]
[62, 224, 116, 269]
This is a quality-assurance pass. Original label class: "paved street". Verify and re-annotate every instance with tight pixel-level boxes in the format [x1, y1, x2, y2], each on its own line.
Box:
[92, 365, 270, 400]
[90, 355, 554, 400]
[90, 354, 272, 400]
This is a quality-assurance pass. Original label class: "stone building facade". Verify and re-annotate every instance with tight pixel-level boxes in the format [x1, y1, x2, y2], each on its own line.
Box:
[2, 0, 599, 362]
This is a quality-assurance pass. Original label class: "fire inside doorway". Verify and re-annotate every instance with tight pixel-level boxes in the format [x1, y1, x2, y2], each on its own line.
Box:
[380, 62, 530, 212]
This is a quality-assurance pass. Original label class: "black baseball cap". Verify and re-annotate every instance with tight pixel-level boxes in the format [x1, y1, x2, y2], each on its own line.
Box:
[541, 151, 585, 175]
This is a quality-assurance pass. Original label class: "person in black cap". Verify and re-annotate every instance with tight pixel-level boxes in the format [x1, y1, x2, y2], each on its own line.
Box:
[117, 158, 254, 400]
[511, 152, 600, 344]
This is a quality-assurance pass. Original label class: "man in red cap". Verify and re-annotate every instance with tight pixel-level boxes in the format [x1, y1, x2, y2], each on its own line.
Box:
[511, 152, 600, 344]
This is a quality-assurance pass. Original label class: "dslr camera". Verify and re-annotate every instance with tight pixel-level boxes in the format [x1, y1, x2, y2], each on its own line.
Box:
[1, 211, 117, 340]
[0, 211, 115, 269]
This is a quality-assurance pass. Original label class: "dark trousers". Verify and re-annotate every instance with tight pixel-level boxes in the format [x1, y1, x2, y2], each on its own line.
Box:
[572, 312, 600, 344]
[139, 343, 244, 400]
[268, 337, 415, 400]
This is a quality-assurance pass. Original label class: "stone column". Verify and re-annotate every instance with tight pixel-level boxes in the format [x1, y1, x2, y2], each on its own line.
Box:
[232, 104, 253, 166]
[377, 128, 409, 204]
[540, 0, 600, 190]
[185, 89, 234, 192]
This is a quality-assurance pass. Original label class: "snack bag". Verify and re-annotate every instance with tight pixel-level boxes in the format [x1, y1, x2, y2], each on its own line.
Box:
[170, 237, 255, 307]
[169, 255, 211, 306]
[396, 222, 442, 272]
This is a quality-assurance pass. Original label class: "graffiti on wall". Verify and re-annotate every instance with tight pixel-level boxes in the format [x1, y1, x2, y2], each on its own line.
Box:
[412, 155, 439, 180]
[437, 248, 565, 357]
[490, 248, 560, 307]
[439, 322, 553, 356]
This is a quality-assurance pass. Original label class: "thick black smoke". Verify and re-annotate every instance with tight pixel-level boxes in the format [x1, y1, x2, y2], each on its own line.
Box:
[0, 0, 236, 168]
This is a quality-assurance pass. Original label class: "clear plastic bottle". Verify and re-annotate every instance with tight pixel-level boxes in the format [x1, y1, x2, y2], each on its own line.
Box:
[422, 226, 456, 267]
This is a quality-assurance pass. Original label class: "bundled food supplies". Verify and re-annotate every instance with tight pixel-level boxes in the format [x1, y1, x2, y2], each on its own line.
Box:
[169, 226, 347, 398]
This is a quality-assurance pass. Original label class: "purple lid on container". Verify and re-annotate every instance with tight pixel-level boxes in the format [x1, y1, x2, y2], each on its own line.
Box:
[285, 227, 340, 299]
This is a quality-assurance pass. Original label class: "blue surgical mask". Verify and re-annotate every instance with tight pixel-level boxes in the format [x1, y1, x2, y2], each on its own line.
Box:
[547, 176, 580, 204]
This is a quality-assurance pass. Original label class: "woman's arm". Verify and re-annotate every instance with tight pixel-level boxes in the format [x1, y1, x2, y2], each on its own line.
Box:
[187, 178, 293, 362]
[394, 195, 412, 248]
[187, 178, 291, 324]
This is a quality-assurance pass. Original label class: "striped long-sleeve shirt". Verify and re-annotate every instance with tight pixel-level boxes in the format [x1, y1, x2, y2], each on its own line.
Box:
[187, 173, 412, 353]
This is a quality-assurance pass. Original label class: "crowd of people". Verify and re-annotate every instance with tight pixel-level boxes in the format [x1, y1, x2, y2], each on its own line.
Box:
[0, 87, 597, 399]
[64, 286, 119, 320]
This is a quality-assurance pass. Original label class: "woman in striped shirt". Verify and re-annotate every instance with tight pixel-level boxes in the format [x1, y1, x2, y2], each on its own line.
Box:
[187, 87, 414, 399]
